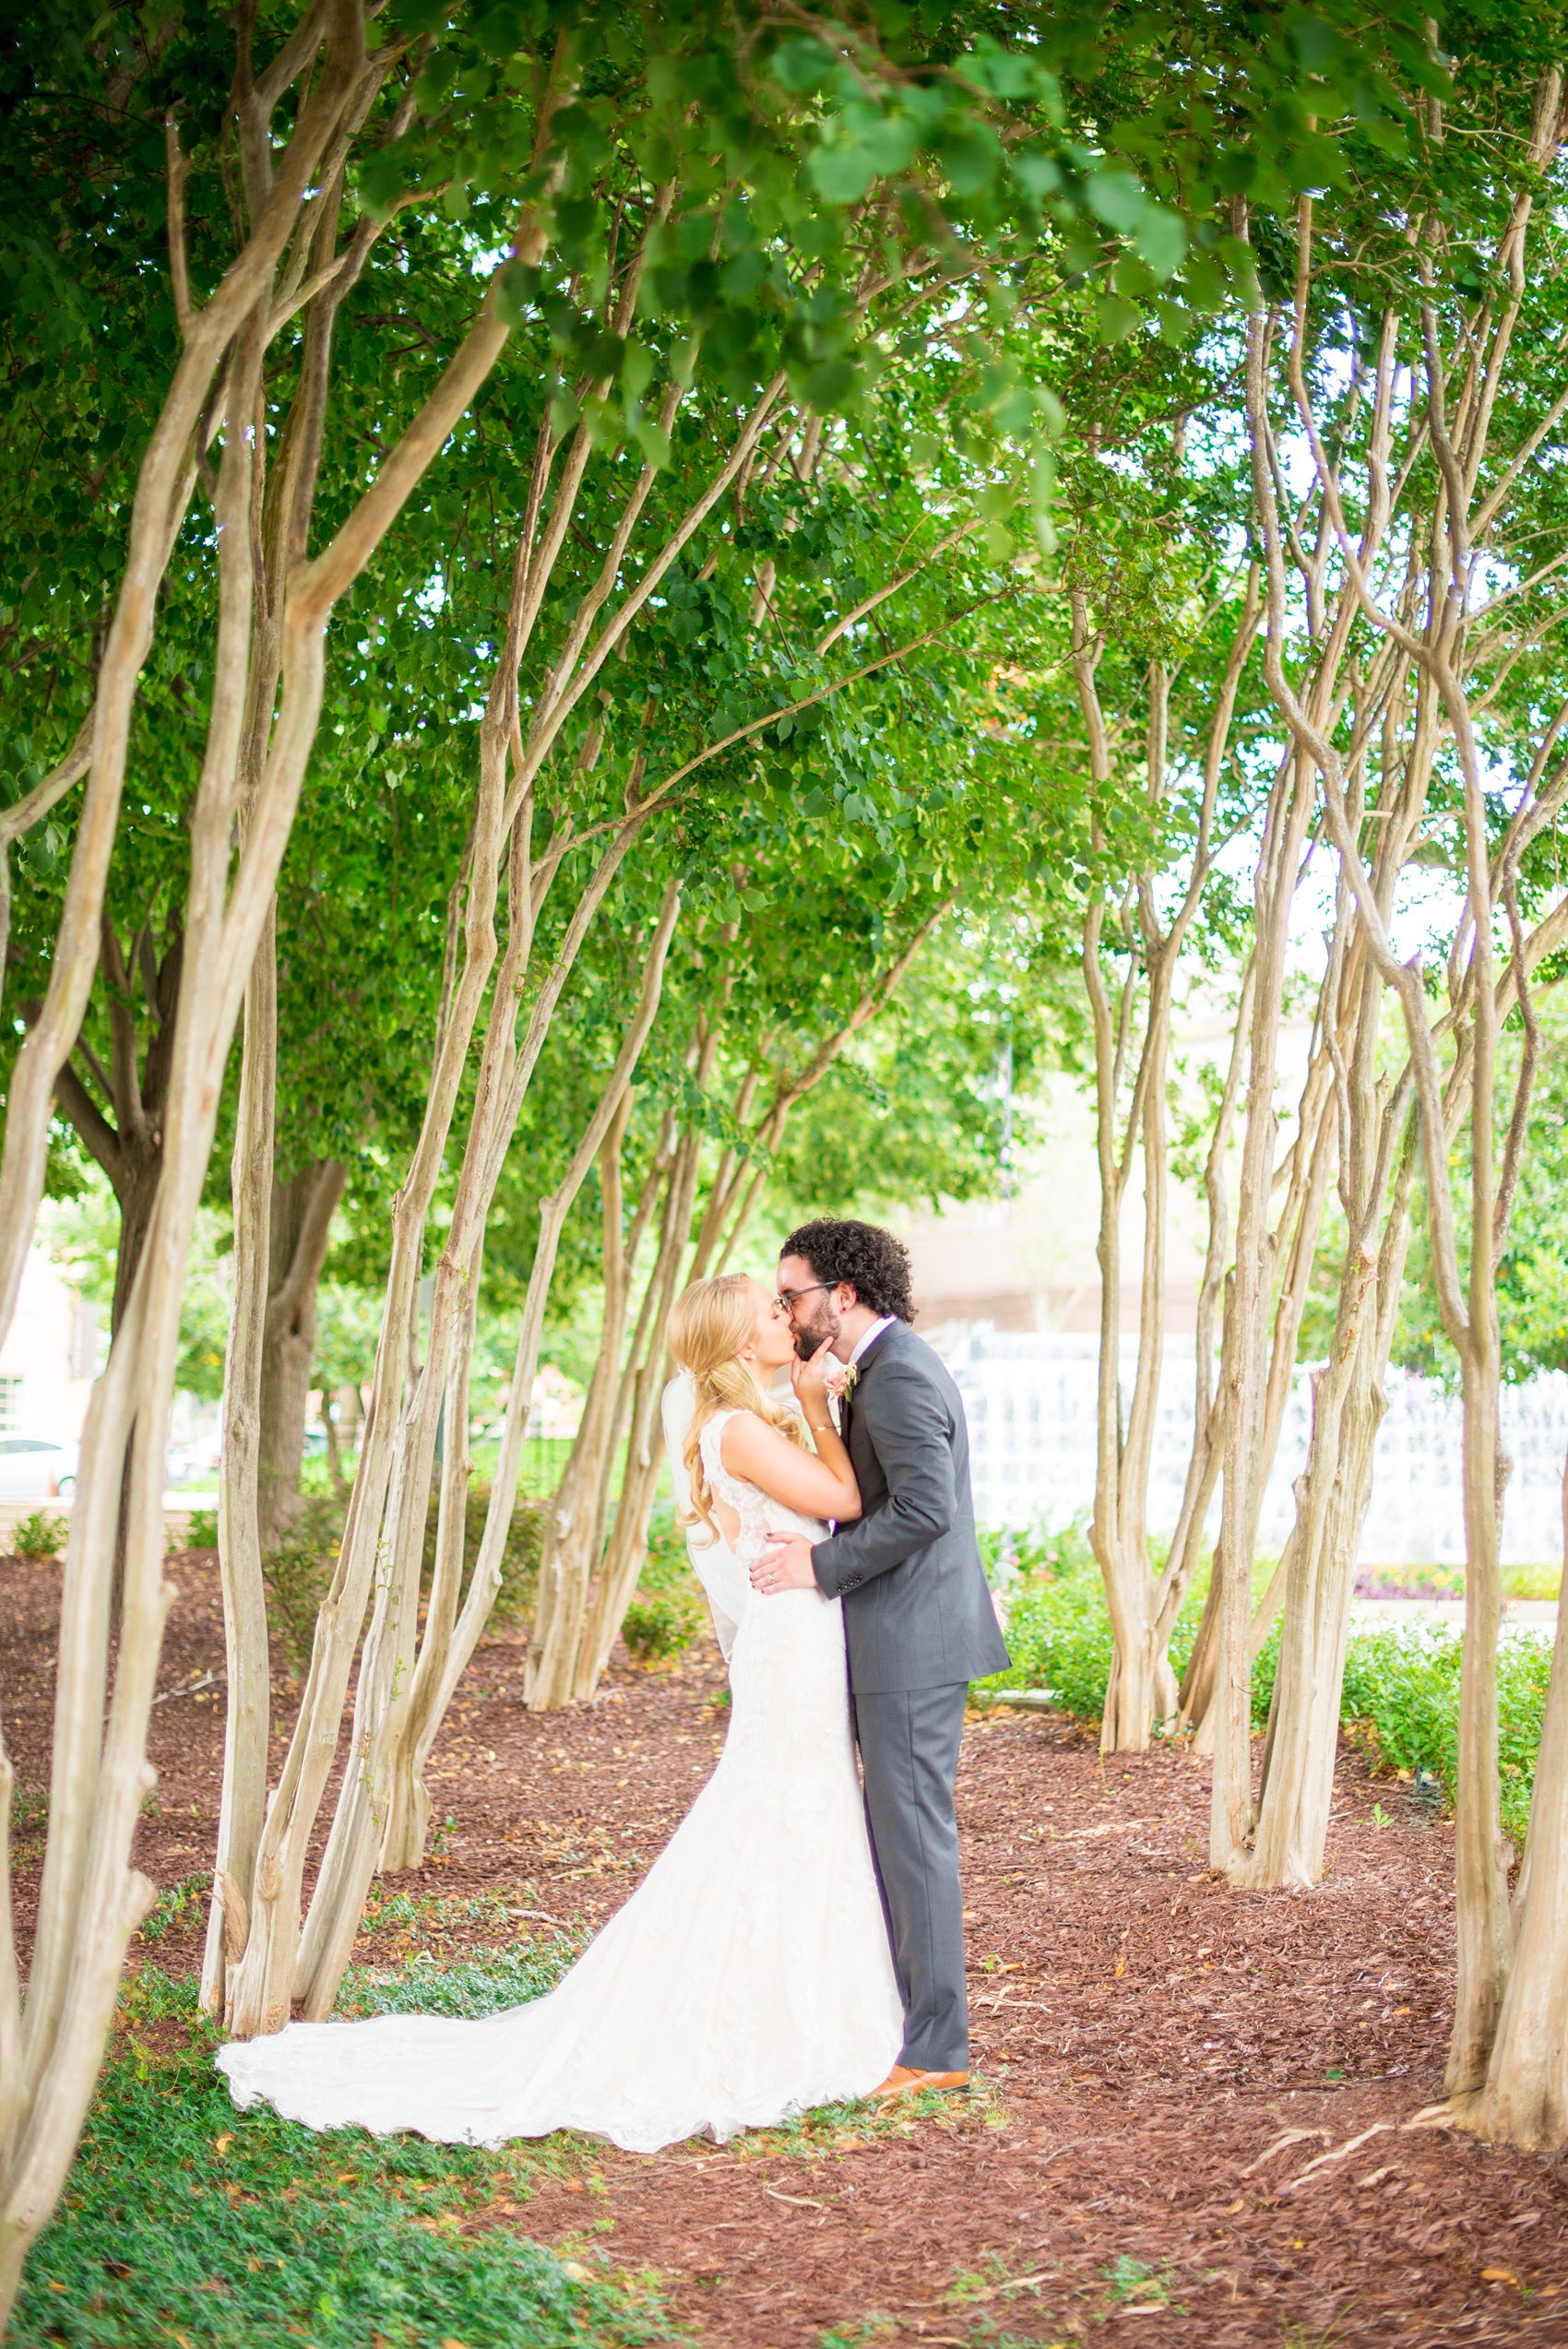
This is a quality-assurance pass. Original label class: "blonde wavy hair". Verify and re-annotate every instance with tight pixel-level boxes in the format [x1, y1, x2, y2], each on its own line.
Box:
[667, 1274, 805, 1542]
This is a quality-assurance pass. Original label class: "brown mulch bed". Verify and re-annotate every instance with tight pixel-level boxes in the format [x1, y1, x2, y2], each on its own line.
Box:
[4, 1548, 1566, 2344]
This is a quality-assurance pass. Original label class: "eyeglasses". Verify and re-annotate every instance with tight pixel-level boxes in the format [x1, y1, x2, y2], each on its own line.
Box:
[774, 1282, 836, 1316]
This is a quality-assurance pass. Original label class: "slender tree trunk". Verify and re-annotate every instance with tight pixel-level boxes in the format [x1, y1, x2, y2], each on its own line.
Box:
[1470, 1444, 1568, 2145]
[1210, 743, 1314, 1868]
[202, 901, 277, 2018]
[257, 1159, 347, 1547]
[296, 884, 679, 1976]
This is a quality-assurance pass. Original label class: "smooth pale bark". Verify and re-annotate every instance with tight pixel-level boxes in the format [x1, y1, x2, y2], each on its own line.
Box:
[534, 906, 956, 1708]
[1074, 581, 1257, 1752]
[302, 884, 680, 1997]
[258, 1159, 348, 1547]
[1246, 99, 1563, 2076]
[50, 919, 184, 1334]
[0, 232, 272, 2311]
[529, 1100, 640, 1708]
[1469, 1450, 1568, 2146]
[0, 23, 549, 2298]
[224, 263, 790, 2034]
[225, 722, 514, 2040]
[1208, 726, 1315, 1866]
[201, 900, 277, 2021]
[538, 1123, 703, 1708]
[0, 35, 362, 1361]
[1207, 219, 1422, 1859]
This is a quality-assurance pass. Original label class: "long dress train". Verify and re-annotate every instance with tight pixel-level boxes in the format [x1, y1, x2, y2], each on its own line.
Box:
[215, 1393, 901, 2153]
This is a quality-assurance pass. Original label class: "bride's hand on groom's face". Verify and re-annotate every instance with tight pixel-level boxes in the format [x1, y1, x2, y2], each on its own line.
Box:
[790, 1335, 839, 1414]
[753, 1533, 818, 1595]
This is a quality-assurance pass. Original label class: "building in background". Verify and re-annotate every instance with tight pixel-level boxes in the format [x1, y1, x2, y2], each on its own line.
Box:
[897, 1053, 1566, 1569]
[0, 1250, 99, 1445]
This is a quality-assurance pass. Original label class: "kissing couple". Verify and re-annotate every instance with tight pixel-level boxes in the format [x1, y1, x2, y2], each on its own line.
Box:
[219, 1217, 1009, 2153]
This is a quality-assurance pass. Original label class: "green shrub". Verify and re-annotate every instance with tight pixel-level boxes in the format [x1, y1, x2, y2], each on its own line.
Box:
[621, 1596, 696, 1663]
[262, 1493, 344, 1672]
[182, 1505, 219, 1549]
[10, 1973, 677, 2349]
[616, 1503, 707, 1664]
[977, 1528, 1554, 1847]
[973, 1526, 1213, 1724]
[422, 1480, 547, 1631]
[1341, 1622, 1551, 1848]
[12, 1509, 67, 1560]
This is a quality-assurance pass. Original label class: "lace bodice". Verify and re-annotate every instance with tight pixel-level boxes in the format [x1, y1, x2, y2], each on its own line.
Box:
[698, 1406, 825, 1571]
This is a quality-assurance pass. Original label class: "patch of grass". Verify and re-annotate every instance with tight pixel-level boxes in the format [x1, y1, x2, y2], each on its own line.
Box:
[355, 1886, 525, 1944]
[339, 1937, 588, 2020]
[944, 2249, 1051, 2307]
[11, 1971, 681, 2349]
[138, 1870, 212, 1943]
[13, 1509, 67, 1560]
[1098, 2252, 1180, 2311]
[734, 2076, 1004, 2166]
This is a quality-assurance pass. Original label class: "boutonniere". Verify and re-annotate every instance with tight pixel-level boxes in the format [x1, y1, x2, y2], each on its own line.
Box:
[822, 1359, 854, 1402]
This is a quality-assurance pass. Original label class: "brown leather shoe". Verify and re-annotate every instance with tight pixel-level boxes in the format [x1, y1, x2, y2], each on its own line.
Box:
[872, 2065, 969, 2100]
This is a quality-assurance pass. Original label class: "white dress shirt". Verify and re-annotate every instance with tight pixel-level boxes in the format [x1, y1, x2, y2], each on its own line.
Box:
[848, 1315, 895, 1370]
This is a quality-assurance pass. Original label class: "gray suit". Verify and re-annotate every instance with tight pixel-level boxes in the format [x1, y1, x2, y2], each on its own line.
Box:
[811, 1322, 1008, 2072]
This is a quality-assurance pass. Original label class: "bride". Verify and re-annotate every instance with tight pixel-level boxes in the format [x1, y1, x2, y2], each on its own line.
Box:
[216, 1273, 902, 2153]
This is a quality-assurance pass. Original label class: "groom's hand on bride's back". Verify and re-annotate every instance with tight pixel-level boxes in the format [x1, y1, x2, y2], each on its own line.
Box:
[753, 1532, 819, 1595]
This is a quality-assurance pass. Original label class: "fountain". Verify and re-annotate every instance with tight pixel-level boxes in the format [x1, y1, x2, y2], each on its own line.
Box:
[935, 1328, 1568, 1567]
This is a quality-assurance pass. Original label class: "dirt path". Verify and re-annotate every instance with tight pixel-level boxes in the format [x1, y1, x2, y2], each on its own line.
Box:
[4, 1551, 1564, 2343]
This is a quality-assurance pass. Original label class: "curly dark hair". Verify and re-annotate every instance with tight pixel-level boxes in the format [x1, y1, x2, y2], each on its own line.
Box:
[779, 1218, 916, 1323]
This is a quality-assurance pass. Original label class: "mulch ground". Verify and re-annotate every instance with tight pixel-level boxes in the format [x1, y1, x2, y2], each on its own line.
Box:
[4, 1548, 1566, 2346]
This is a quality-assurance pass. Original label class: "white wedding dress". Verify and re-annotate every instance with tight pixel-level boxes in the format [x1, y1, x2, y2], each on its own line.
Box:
[216, 1385, 902, 2153]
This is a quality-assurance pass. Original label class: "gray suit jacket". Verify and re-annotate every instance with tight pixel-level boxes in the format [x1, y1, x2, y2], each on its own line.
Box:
[810, 1322, 1009, 1694]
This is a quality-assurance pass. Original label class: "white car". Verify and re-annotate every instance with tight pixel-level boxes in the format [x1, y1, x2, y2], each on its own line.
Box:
[0, 1436, 78, 1502]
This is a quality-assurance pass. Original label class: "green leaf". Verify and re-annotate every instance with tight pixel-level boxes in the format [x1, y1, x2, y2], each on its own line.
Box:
[939, 126, 1002, 197]
[804, 358, 857, 411]
[495, 261, 540, 327]
[771, 35, 834, 92]
[633, 420, 671, 469]
[1085, 171, 1146, 232]
[1011, 146, 1063, 197]
[808, 145, 879, 206]
[1093, 295, 1140, 344]
[621, 342, 654, 402]
[1132, 208, 1185, 281]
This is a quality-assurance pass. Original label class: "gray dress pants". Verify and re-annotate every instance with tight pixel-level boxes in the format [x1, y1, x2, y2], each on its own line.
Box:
[851, 1682, 970, 2073]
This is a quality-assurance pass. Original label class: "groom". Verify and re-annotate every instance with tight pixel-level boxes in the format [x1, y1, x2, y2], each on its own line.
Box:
[753, 1217, 1008, 2097]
